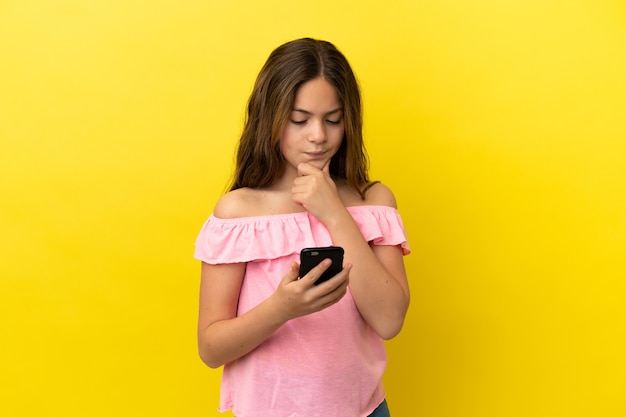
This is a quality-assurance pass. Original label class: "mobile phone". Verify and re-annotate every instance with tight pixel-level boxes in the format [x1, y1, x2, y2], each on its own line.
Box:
[299, 246, 344, 285]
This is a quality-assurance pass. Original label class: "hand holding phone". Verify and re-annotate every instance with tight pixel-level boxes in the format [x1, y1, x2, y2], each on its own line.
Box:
[299, 246, 344, 285]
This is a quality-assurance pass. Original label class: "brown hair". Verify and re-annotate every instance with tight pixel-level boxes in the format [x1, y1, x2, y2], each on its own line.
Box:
[229, 38, 371, 198]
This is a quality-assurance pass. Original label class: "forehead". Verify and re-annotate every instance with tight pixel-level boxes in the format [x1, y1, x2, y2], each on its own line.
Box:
[292, 77, 341, 111]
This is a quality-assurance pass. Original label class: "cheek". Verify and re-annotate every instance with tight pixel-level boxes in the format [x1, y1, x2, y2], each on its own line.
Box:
[280, 124, 297, 144]
[331, 127, 345, 148]
[278, 127, 291, 152]
[278, 139, 288, 158]
[278, 132, 296, 160]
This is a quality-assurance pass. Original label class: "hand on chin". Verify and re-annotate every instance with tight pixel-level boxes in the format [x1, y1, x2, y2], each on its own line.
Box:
[299, 156, 331, 174]
[305, 159, 327, 171]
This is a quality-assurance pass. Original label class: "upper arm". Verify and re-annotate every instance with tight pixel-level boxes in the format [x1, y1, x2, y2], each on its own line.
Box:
[364, 181, 397, 208]
[198, 190, 252, 331]
[370, 243, 410, 300]
[365, 182, 409, 298]
[198, 261, 246, 332]
[213, 188, 258, 219]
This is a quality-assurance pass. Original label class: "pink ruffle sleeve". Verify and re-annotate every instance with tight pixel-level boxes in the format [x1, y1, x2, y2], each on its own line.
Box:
[194, 205, 410, 265]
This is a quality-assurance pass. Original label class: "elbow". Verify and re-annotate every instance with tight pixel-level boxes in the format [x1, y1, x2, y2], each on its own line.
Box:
[199, 351, 224, 369]
[198, 344, 225, 369]
[377, 317, 406, 340]
[375, 299, 409, 340]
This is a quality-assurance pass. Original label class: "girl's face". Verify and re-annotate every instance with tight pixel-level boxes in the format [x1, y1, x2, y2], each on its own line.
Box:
[280, 77, 345, 174]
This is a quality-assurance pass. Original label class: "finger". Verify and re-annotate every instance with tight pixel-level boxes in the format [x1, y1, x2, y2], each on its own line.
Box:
[301, 258, 332, 284]
[316, 267, 351, 306]
[317, 263, 351, 291]
[281, 262, 301, 284]
[297, 162, 319, 176]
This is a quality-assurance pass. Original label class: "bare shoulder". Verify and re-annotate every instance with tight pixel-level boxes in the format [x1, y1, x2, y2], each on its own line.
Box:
[213, 188, 261, 219]
[339, 181, 398, 208]
[363, 181, 398, 208]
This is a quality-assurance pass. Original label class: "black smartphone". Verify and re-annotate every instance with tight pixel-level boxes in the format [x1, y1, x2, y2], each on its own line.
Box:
[299, 246, 344, 285]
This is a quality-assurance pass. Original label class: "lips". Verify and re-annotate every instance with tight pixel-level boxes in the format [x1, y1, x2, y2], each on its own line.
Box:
[305, 151, 326, 159]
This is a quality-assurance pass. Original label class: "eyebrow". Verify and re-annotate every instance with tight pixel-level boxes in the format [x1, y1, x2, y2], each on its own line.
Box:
[292, 107, 343, 116]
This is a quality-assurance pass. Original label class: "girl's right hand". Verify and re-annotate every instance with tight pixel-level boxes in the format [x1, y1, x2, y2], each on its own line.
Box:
[270, 260, 351, 321]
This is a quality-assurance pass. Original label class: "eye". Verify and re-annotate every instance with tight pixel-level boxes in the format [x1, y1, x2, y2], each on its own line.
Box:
[326, 119, 342, 125]
[290, 119, 307, 125]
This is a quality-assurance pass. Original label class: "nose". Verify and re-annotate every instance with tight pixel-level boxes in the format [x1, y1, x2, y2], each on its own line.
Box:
[308, 120, 327, 143]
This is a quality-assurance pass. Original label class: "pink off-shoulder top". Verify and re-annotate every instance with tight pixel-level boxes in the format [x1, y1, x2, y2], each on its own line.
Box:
[194, 205, 410, 417]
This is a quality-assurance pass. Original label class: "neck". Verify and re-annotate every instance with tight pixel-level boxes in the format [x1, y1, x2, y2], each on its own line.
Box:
[267, 166, 298, 191]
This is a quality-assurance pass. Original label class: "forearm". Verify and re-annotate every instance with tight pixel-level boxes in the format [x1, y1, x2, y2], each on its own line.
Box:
[198, 297, 287, 368]
[326, 210, 410, 339]
[198, 259, 351, 368]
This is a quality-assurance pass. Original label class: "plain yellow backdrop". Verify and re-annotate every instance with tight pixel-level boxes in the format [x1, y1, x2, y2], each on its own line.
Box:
[1, 1, 625, 416]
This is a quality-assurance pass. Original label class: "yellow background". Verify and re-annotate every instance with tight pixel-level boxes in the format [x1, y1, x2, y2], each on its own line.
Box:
[1, 1, 624, 416]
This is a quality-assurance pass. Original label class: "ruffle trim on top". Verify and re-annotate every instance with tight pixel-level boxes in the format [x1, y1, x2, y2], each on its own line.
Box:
[194, 205, 410, 264]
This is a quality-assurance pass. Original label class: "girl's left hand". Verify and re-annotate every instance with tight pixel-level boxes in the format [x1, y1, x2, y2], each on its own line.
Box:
[292, 161, 344, 224]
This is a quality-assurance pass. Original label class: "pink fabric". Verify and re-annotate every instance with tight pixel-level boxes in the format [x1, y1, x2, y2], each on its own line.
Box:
[194, 205, 410, 417]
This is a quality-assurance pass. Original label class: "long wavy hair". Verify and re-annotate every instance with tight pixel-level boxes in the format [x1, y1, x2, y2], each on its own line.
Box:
[229, 38, 371, 198]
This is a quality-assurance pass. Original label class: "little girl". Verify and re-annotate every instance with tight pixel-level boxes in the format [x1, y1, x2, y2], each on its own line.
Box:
[195, 38, 410, 417]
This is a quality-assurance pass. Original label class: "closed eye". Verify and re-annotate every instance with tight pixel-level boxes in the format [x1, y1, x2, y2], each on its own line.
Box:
[290, 119, 307, 125]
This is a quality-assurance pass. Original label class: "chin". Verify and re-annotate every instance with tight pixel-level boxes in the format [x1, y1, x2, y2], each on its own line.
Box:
[308, 160, 328, 170]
